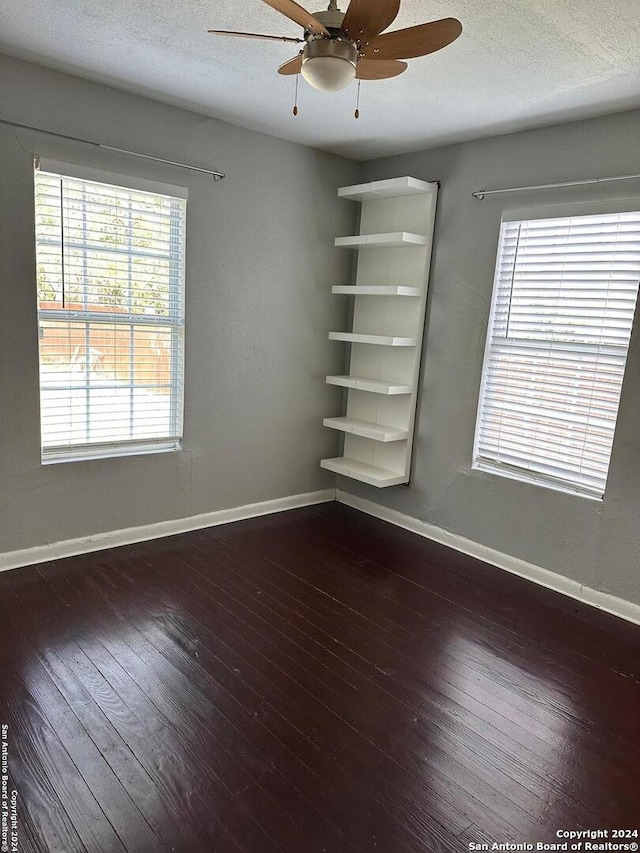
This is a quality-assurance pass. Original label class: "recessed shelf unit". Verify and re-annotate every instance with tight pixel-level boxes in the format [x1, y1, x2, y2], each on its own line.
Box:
[322, 175, 438, 488]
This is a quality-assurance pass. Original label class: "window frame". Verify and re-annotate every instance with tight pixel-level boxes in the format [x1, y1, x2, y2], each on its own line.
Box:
[472, 199, 640, 500]
[34, 159, 188, 464]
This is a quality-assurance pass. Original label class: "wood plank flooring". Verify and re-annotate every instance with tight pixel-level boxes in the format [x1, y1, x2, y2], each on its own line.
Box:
[0, 502, 638, 852]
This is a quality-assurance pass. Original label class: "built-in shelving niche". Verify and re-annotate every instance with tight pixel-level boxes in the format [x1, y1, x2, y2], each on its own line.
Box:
[321, 176, 438, 488]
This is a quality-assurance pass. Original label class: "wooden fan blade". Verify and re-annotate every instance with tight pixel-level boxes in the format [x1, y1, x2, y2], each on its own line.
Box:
[262, 0, 329, 36]
[278, 54, 303, 75]
[341, 0, 400, 45]
[360, 18, 462, 60]
[208, 30, 303, 43]
[356, 58, 407, 80]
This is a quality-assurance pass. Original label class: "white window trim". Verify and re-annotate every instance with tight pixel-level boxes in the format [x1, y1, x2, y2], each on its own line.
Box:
[472, 200, 640, 500]
[473, 459, 603, 502]
[35, 159, 187, 464]
[42, 439, 182, 466]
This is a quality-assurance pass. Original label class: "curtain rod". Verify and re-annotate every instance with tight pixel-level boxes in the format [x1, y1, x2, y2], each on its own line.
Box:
[472, 172, 640, 200]
[0, 118, 225, 181]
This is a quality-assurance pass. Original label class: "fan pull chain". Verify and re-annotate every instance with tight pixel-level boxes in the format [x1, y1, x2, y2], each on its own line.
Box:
[354, 78, 361, 119]
[293, 70, 300, 116]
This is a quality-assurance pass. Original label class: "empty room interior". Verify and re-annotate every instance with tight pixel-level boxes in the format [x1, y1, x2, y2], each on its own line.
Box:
[1, 0, 640, 850]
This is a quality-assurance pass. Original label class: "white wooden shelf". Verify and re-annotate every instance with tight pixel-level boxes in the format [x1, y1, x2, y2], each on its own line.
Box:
[326, 375, 412, 395]
[329, 332, 416, 347]
[338, 177, 437, 201]
[320, 457, 407, 487]
[322, 175, 437, 488]
[335, 232, 427, 249]
[323, 416, 408, 442]
[332, 285, 421, 296]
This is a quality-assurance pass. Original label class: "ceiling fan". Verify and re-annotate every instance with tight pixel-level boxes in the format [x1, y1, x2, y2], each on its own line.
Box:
[209, 0, 462, 95]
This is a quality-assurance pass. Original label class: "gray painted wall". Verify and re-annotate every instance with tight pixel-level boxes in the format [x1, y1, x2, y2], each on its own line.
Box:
[344, 109, 640, 606]
[0, 54, 360, 554]
[2, 51, 638, 610]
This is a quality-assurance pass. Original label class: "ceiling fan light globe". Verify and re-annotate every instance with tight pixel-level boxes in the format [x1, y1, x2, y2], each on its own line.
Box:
[301, 57, 356, 91]
[300, 38, 358, 92]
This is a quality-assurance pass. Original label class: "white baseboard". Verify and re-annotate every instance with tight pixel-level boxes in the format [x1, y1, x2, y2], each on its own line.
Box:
[0, 488, 336, 574]
[336, 489, 640, 627]
[5, 482, 638, 628]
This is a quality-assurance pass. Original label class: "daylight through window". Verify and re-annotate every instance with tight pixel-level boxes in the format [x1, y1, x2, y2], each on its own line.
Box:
[34, 164, 187, 462]
[474, 209, 640, 498]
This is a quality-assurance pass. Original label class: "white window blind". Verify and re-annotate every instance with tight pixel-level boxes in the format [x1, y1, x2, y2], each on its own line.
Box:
[474, 210, 640, 499]
[34, 165, 187, 463]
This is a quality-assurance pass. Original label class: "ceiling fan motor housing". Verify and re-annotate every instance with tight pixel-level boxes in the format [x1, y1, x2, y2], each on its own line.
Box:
[311, 7, 346, 31]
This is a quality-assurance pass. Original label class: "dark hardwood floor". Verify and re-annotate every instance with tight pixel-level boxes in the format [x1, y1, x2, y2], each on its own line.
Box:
[0, 502, 639, 852]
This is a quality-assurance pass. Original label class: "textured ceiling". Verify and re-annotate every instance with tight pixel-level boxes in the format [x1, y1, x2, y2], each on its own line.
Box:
[1, 0, 640, 159]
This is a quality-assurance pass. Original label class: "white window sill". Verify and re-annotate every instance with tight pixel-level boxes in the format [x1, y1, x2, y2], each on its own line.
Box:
[42, 439, 182, 465]
[472, 459, 604, 502]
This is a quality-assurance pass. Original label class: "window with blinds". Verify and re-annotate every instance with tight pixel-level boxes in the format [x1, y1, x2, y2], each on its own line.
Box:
[34, 163, 187, 462]
[473, 210, 640, 499]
